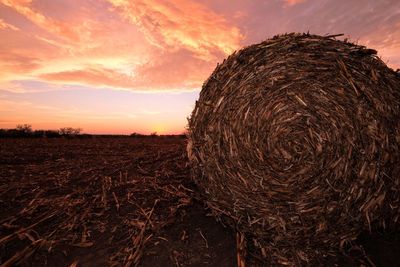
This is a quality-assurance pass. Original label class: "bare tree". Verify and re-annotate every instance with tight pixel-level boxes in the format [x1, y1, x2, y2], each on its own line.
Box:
[59, 127, 82, 136]
[16, 124, 32, 134]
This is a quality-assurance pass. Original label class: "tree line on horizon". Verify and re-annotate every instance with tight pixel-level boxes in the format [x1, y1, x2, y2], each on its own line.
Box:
[0, 124, 83, 138]
[0, 124, 186, 138]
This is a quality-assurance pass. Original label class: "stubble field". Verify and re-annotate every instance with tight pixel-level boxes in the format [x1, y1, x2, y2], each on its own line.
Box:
[0, 137, 398, 266]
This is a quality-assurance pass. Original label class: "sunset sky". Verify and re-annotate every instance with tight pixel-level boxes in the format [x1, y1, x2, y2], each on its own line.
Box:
[0, 0, 399, 134]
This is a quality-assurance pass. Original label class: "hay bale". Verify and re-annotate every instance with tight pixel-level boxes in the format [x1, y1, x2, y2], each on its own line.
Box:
[187, 33, 400, 265]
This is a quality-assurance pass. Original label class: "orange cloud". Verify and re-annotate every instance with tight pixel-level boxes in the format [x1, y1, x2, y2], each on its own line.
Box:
[0, 53, 40, 77]
[108, 0, 244, 61]
[38, 49, 214, 91]
[284, 0, 307, 6]
[358, 23, 400, 70]
[2, 0, 398, 94]
[38, 67, 135, 89]
[1, 0, 242, 91]
[0, 22, 62, 81]
[0, 0, 83, 41]
[0, 18, 18, 30]
[132, 49, 214, 89]
[7, 0, 221, 91]
[0, 1, 151, 88]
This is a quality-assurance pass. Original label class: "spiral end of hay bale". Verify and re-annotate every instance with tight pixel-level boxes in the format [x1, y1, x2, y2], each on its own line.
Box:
[187, 33, 400, 265]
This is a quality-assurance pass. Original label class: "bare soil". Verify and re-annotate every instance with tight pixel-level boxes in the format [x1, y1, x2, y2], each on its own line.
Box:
[0, 137, 398, 266]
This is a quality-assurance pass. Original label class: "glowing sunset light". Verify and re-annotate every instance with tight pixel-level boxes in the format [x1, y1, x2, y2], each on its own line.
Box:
[0, 0, 399, 134]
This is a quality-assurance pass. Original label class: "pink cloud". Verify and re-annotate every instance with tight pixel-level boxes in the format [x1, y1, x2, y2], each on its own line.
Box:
[284, 0, 307, 6]
[0, 0, 82, 41]
[0, 19, 64, 81]
[132, 49, 215, 89]
[0, 53, 40, 76]
[1, 0, 399, 93]
[38, 49, 214, 90]
[0, 18, 18, 30]
[1, 0, 236, 91]
[0, 0, 152, 87]
[356, 23, 400, 70]
[38, 67, 135, 89]
[108, 0, 244, 61]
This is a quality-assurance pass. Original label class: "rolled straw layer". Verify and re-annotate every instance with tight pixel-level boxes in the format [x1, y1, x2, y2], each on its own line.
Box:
[187, 33, 400, 265]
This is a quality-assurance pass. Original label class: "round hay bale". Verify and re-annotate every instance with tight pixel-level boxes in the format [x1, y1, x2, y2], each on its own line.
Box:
[187, 33, 400, 265]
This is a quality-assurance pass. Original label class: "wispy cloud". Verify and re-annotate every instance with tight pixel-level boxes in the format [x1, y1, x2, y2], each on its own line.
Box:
[38, 66, 135, 89]
[0, 53, 41, 80]
[37, 48, 216, 91]
[0, 80, 67, 93]
[284, 0, 307, 6]
[108, 0, 243, 61]
[1, 0, 232, 91]
[0, 18, 18, 30]
[1, 0, 85, 41]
